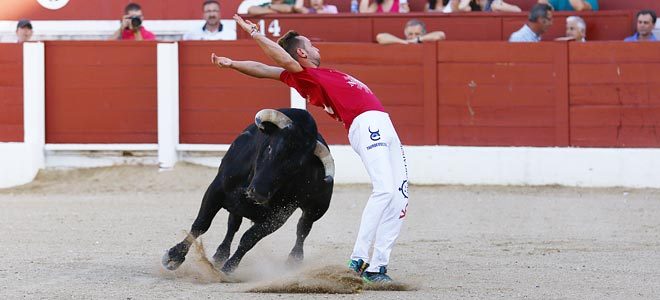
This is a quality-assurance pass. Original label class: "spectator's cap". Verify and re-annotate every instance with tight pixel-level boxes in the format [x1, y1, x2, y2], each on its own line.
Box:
[17, 19, 33, 29]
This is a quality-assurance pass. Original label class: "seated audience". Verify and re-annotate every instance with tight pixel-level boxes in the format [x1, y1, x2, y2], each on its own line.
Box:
[556, 15, 586, 41]
[110, 3, 156, 41]
[247, 0, 306, 16]
[360, 0, 410, 13]
[538, 0, 598, 11]
[625, 9, 657, 42]
[425, 0, 445, 12]
[16, 19, 33, 43]
[376, 19, 446, 44]
[509, 3, 553, 42]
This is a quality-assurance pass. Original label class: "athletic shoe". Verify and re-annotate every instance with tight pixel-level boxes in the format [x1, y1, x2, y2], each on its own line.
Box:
[348, 259, 369, 275]
[362, 266, 393, 283]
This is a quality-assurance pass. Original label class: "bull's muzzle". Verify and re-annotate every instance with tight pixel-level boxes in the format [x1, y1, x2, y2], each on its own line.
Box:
[245, 185, 271, 205]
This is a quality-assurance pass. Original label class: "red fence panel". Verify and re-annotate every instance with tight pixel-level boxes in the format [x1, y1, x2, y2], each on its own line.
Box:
[436, 42, 569, 146]
[45, 41, 158, 143]
[569, 42, 660, 147]
[178, 41, 289, 144]
[0, 43, 23, 142]
[308, 42, 435, 145]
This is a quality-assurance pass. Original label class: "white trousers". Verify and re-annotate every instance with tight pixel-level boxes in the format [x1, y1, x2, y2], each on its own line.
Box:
[348, 111, 409, 273]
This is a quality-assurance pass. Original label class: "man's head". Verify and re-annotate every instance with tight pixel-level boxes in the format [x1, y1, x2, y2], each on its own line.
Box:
[203, 1, 221, 26]
[404, 19, 427, 40]
[278, 31, 321, 67]
[16, 19, 33, 42]
[635, 10, 657, 37]
[528, 3, 553, 35]
[124, 3, 144, 29]
[566, 16, 586, 41]
[277, 30, 321, 67]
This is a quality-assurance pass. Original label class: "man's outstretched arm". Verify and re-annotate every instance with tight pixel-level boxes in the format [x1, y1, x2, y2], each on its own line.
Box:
[211, 53, 283, 80]
[234, 14, 303, 73]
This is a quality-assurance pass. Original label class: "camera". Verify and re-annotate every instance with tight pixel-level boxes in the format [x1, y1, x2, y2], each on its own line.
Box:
[129, 16, 142, 28]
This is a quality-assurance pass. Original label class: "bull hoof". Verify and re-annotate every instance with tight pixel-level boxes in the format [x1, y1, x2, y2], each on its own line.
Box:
[286, 252, 304, 268]
[162, 250, 185, 271]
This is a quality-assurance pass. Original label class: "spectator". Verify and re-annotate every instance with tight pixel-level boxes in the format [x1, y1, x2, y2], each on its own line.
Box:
[425, 0, 445, 12]
[360, 0, 410, 13]
[440, 0, 479, 13]
[625, 10, 657, 42]
[509, 3, 553, 42]
[555, 16, 586, 41]
[481, 0, 521, 12]
[110, 3, 156, 41]
[538, 0, 598, 11]
[376, 19, 446, 44]
[183, 0, 231, 40]
[306, 0, 338, 14]
[16, 19, 33, 43]
[247, 0, 306, 16]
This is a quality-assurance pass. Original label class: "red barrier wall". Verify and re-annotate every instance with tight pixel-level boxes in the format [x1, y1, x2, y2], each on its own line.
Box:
[178, 41, 289, 144]
[308, 43, 436, 144]
[569, 42, 660, 147]
[436, 42, 569, 146]
[0, 43, 23, 142]
[45, 41, 157, 143]
[239, 11, 634, 42]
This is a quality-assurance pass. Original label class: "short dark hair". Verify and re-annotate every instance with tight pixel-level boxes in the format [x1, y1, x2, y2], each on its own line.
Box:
[124, 3, 142, 14]
[637, 9, 657, 24]
[278, 30, 304, 61]
[529, 3, 553, 22]
[203, 0, 220, 8]
[405, 19, 427, 34]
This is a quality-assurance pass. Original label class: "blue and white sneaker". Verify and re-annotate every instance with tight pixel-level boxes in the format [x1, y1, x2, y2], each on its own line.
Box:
[362, 266, 393, 283]
[348, 259, 369, 276]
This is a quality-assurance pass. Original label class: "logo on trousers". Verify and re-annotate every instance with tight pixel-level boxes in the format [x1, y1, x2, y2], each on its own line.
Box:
[368, 127, 380, 141]
[398, 180, 408, 199]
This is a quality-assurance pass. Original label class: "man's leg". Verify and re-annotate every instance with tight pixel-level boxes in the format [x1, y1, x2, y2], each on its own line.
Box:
[349, 113, 397, 265]
[367, 132, 409, 273]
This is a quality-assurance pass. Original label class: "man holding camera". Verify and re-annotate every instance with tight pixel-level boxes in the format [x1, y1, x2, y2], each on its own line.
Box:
[110, 3, 156, 41]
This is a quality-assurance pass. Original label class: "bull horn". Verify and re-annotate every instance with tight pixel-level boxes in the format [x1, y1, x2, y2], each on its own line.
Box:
[255, 109, 293, 130]
[314, 141, 335, 181]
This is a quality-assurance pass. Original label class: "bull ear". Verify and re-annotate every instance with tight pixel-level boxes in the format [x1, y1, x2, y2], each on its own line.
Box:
[314, 141, 335, 183]
[255, 109, 293, 131]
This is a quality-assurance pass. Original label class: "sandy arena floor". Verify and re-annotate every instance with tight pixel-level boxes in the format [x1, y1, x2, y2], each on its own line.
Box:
[1, 164, 659, 299]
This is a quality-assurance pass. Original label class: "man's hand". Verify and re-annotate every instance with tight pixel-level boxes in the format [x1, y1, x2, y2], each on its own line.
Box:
[555, 36, 577, 41]
[211, 53, 233, 68]
[234, 14, 259, 35]
[120, 15, 131, 30]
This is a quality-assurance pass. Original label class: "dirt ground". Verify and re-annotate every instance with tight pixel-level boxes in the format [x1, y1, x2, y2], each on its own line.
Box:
[1, 164, 659, 299]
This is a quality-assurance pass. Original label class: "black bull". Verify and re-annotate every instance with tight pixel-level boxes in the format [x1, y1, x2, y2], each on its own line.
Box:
[162, 108, 335, 274]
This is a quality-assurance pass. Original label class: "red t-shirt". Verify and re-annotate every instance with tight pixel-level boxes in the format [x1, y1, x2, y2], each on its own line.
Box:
[280, 67, 385, 130]
[121, 27, 156, 40]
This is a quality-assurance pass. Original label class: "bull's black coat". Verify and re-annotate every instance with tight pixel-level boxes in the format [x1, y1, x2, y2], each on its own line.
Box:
[163, 108, 334, 273]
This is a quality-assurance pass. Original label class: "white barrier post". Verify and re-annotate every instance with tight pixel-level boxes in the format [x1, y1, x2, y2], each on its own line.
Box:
[23, 42, 45, 168]
[290, 88, 306, 109]
[157, 42, 179, 169]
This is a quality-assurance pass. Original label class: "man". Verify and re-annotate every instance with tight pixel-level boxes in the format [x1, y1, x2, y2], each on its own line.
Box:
[625, 10, 657, 42]
[376, 19, 445, 45]
[538, 0, 598, 11]
[247, 0, 306, 16]
[509, 3, 553, 42]
[183, 0, 230, 40]
[110, 3, 156, 41]
[212, 14, 409, 283]
[556, 16, 586, 41]
[16, 19, 33, 43]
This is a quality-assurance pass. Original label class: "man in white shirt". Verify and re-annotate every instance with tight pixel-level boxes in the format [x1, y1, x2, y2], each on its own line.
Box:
[183, 0, 231, 41]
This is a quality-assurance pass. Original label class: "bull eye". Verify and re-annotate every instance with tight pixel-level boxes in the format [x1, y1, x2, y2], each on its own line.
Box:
[267, 145, 272, 155]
